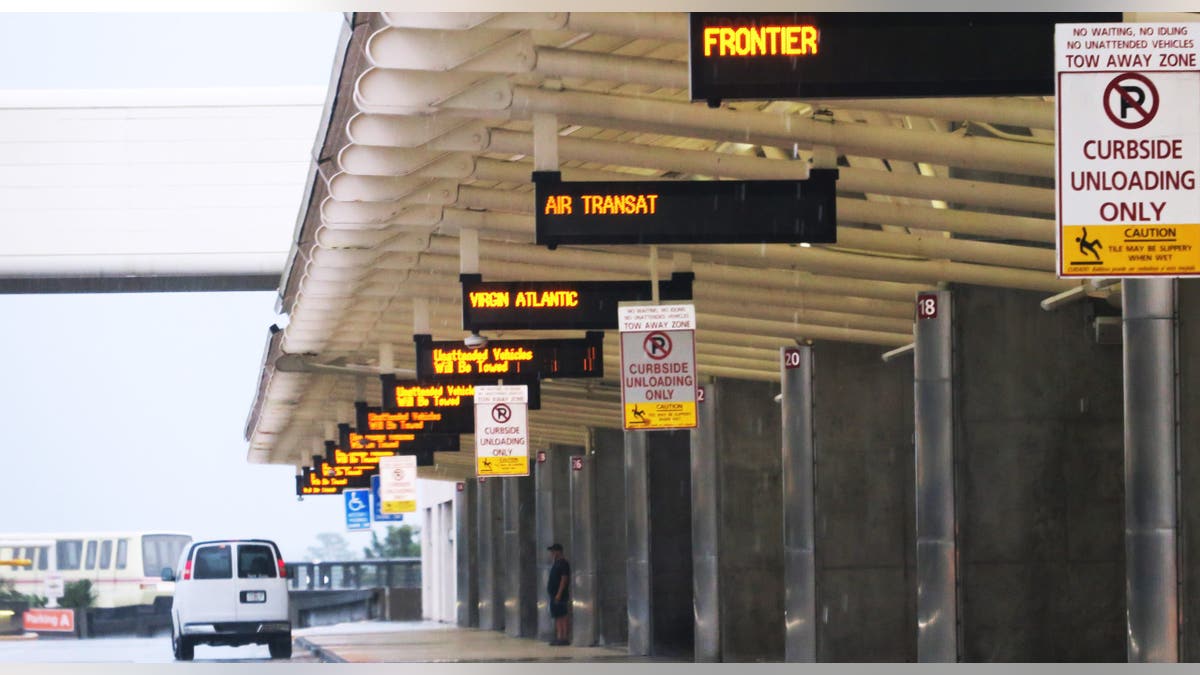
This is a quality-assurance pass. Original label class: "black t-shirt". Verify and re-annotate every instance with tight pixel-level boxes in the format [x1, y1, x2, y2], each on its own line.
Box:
[547, 558, 570, 599]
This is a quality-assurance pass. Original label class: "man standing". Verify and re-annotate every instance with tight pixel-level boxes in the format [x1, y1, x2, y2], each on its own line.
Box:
[546, 543, 570, 646]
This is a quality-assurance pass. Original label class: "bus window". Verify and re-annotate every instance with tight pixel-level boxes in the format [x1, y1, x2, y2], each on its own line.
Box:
[57, 540, 82, 570]
[37, 546, 48, 571]
[85, 541, 98, 570]
[116, 539, 128, 570]
[142, 534, 190, 577]
[99, 541, 113, 569]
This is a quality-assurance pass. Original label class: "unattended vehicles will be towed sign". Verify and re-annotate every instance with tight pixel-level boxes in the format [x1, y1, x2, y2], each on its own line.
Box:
[1056, 21, 1200, 278]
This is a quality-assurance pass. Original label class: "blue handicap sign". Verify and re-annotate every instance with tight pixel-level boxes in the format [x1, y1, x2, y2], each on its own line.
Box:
[344, 488, 371, 531]
[371, 474, 404, 522]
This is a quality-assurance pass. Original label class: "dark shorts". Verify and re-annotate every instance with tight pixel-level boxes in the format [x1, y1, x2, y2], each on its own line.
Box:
[549, 599, 569, 618]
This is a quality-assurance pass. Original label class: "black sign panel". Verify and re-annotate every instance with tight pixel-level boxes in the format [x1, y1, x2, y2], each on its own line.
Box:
[377, 377, 543, 426]
[356, 400, 466, 436]
[337, 423, 460, 455]
[534, 170, 837, 247]
[461, 273, 694, 331]
[414, 332, 603, 383]
[689, 12, 1121, 102]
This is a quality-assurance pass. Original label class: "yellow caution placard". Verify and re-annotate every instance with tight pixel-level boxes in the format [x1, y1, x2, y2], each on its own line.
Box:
[624, 402, 697, 430]
[477, 456, 529, 476]
[381, 500, 416, 514]
[1061, 224, 1200, 277]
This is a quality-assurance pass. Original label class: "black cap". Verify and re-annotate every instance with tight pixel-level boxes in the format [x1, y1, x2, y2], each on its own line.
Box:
[547, 543, 563, 551]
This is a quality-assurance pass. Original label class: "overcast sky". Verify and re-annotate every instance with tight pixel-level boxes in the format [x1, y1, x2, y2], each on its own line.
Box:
[0, 12, 401, 561]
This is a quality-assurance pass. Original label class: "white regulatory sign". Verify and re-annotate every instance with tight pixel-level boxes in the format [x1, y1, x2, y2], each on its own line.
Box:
[618, 302, 698, 430]
[1056, 22, 1200, 278]
[474, 384, 530, 477]
[378, 454, 417, 514]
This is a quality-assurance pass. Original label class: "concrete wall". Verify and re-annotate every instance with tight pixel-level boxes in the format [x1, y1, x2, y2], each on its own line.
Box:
[536, 445, 575, 641]
[647, 429, 694, 658]
[711, 377, 785, 661]
[1178, 280, 1200, 661]
[953, 284, 1124, 661]
[503, 475, 538, 638]
[593, 427, 628, 646]
[812, 341, 916, 662]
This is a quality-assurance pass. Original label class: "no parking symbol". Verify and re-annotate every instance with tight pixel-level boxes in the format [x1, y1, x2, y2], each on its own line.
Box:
[1104, 72, 1159, 129]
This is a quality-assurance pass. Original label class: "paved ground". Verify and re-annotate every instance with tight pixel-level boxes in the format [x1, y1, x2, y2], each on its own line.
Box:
[294, 620, 670, 663]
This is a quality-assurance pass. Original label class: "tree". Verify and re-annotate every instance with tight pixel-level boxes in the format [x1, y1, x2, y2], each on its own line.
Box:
[362, 525, 421, 558]
[0, 578, 46, 608]
[58, 580, 97, 610]
[305, 532, 356, 561]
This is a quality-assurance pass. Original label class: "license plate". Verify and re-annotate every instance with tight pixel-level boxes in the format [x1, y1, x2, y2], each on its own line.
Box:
[241, 591, 266, 603]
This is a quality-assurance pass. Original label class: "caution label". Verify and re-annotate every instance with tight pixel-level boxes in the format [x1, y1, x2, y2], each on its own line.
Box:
[624, 401, 697, 429]
[381, 500, 416, 514]
[1061, 223, 1200, 275]
[477, 455, 530, 476]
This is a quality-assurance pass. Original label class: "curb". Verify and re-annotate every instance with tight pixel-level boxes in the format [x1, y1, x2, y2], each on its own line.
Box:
[0, 632, 39, 641]
[294, 636, 346, 663]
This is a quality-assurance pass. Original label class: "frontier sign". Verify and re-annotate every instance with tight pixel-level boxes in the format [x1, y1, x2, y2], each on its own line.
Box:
[618, 304, 698, 431]
[1056, 22, 1200, 277]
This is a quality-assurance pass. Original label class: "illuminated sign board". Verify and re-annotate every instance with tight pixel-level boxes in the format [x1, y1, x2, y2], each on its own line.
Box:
[337, 424, 460, 456]
[355, 400, 466, 436]
[534, 170, 837, 247]
[379, 377, 543, 423]
[414, 332, 603, 383]
[461, 273, 694, 331]
[688, 12, 1121, 102]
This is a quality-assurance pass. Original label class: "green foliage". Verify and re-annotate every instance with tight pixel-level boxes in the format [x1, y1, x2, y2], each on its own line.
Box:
[58, 579, 97, 610]
[305, 532, 357, 561]
[0, 578, 44, 607]
[362, 525, 421, 559]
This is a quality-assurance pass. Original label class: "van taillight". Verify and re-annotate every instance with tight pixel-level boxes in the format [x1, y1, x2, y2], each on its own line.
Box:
[183, 559, 193, 581]
[277, 558, 287, 578]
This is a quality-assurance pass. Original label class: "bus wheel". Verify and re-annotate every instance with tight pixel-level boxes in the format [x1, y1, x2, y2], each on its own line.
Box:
[173, 634, 194, 661]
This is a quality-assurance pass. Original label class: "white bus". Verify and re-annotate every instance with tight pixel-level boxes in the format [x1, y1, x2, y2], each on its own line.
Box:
[0, 532, 192, 612]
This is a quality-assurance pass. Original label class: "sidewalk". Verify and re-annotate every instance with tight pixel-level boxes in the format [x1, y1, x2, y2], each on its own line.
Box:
[294, 621, 671, 663]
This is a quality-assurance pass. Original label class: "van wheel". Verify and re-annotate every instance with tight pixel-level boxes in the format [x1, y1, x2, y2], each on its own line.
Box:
[268, 636, 292, 660]
[173, 634, 194, 661]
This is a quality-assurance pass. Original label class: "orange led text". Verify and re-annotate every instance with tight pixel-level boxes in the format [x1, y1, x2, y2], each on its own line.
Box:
[703, 25, 819, 57]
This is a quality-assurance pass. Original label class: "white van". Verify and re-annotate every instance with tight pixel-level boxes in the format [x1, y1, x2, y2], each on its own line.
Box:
[163, 539, 291, 661]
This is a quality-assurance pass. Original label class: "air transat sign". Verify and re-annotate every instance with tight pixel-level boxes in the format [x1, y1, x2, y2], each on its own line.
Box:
[1056, 22, 1200, 277]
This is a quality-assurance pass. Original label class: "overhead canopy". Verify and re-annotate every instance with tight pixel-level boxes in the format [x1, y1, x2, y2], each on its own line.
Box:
[247, 11, 1168, 481]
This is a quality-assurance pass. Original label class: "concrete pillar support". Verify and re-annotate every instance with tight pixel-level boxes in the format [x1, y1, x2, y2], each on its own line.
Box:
[914, 289, 958, 662]
[1123, 278, 1179, 662]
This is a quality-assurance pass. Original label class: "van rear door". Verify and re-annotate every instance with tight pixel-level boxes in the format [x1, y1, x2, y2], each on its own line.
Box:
[179, 543, 237, 624]
[233, 542, 288, 622]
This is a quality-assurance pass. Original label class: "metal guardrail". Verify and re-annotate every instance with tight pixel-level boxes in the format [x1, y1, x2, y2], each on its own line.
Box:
[285, 558, 420, 591]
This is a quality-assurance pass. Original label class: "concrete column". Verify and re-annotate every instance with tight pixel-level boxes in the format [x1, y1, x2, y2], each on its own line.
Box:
[914, 289, 958, 662]
[648, 430, 694, 658]
[570, 444, 598, 646]
[455, 480, 479, 627]
[953, 284, 1123, 661]
[593, 427, 628, 646]
[1177, 279, 1200, 661]
[503, 475, 538, 638]
[536, 444, 575, 641]
[1123, 278, 1178, 662]
[625, 430, 652, 656]
[709, 379, 782, 661]
[476, 477, 505, 631]
[691, 382, 720, 662]
[781, 346, 816, 662]
[812, 340, 916, 662]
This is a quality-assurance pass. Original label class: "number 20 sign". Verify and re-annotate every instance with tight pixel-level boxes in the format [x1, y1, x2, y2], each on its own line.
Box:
[917, 294, 939, 320]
